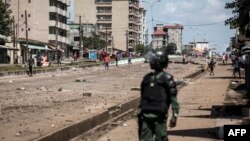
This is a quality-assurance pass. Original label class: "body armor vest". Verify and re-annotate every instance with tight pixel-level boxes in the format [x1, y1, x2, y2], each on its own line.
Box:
[141, 72, 171, 114]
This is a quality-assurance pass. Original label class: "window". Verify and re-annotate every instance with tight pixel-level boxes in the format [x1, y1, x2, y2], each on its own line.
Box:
[74, 37, 79, 41]
[28, 0, 31, 3]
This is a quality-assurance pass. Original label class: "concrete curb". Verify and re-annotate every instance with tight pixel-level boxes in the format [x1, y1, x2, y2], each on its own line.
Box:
[34, 97, 140, 141]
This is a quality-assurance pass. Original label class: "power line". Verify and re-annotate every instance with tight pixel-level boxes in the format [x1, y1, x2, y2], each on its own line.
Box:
[152, 19, 225, 27]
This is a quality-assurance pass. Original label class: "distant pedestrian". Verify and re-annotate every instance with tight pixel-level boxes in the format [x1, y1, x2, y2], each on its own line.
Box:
[27, 56, 34, 77]
[233, 57, 241, 78]
[101, 49, 106, 61]
[128, 53, 132, 65]
[73, 52, 77, 61]
[225, 53, 228, 64]
[57, 50, 62, 66]
[208, 58, 216, 76]
[104, 54, 110, 70]
[222, 53, 226, 64]
[115, 53, 119, 66]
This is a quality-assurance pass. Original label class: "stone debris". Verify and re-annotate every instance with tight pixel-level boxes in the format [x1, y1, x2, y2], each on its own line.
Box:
[83, 93, 92, 97]
[16, 87, 25, 90]
[75, 79, 87, 82]
[9, 80, 13, 83]
[122, 123, 127, 127]
[51, 124, 55, 128]
[58, 88, 63, 91]
[38, 87, 47, 91]
[15, 132, 21, 136]
[130, 87, 140, 91]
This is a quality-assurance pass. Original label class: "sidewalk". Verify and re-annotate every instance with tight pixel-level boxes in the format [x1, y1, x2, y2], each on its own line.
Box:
[96, 63, 236, 141]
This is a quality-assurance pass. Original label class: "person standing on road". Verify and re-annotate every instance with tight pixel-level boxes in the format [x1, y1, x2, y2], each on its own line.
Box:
[115, 53, 119, 66]
[128, 52, 132, 65]
[104, 54, 110, 70]
[137, 49, 179, 141]
[208, 58, 216, 76]
[27, 56, 34, 77]
[233, 56, 241, 78]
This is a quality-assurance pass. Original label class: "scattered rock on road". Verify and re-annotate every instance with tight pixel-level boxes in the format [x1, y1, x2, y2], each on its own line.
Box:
[16, 87, 25, 90]
[131, 87, 140, 91]
[75, 79, 87, 82]
[58, 88, 63, 91]
[83, 93, 92, 97]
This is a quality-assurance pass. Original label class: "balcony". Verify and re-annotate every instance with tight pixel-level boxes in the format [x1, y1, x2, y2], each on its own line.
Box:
[98, 27, 112, 33]
[48, 34, 56, 41]
[97, 10, 112, 16]
[129, 2, 139, 9]
[58, 0, 67, 4]
[129, 18, 139, 25]
[96, 2, 112, 7]
[97, 19, 112, 24]
[49, 20, 57, 27]
[129, 35, 138, 40]
[129, 10, 139, 17]
[49, 6, 57, 13]
[129, 27, 138, 33]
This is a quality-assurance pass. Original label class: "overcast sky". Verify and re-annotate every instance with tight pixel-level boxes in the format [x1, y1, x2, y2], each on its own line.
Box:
[141, 0, 236, 53]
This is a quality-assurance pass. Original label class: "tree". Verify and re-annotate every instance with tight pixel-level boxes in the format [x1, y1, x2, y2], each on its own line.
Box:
[0, 1, 13, 36]
[166, 43, 177, 54]
[135, 44, 145, 56]
[225, 0, 250, 37]
[83, 36, 105, 50]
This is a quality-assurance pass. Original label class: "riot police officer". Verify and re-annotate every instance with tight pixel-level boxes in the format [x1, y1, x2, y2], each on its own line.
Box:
[138, 49, 179, 141]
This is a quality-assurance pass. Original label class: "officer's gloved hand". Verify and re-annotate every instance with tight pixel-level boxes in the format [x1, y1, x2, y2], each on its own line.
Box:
[169, 116, 177, 128]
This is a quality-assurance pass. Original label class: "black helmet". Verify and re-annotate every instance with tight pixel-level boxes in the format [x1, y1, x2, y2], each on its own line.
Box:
[147, 49, 169, 70]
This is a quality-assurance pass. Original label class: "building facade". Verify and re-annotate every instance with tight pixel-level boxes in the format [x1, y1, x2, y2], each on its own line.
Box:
[163, 24, 183, 53]
[152, 24, 167, 49]
[138, 6, 147, 46]
[8, 0, 69, 51]
[74, 0, 145, 52]
[189, 41, 209, 56]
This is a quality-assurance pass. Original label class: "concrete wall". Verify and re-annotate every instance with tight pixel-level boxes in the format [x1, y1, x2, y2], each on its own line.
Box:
[112, 0, 129, 51]
[74, 0, 97, 24]
[9, 0, 49, 43]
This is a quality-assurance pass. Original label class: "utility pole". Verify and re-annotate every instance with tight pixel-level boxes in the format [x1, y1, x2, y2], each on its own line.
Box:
[55, 1, 59, 49]
[12, 16, 16, 64]
[126, 30, 129, 53]
[25, 10, 29, 60]
[79, 16, 82, 58]
[105, 26, 108, 53]
[17, 0, 20, 37]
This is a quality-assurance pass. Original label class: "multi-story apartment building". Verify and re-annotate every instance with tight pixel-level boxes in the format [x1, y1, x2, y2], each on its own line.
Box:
[163, 24, 183, 53]
[8, 0, 69, 56]
[75, 0, 144, 52]
[152, 24, 167, 49]
[67, 23, 97, 49]
[138, 6, 146, 46]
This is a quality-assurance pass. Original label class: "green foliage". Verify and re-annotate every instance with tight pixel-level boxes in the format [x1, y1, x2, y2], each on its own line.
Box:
[0, 1, 13, 36]
[225, 0, 250, 37]
[135, 44, 145, 55]
[83, 36, 105, 50]
[166, 43, 177, 54]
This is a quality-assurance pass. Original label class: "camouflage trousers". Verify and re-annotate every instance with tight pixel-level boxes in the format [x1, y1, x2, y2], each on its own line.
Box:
[139, 116, 168, 141]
